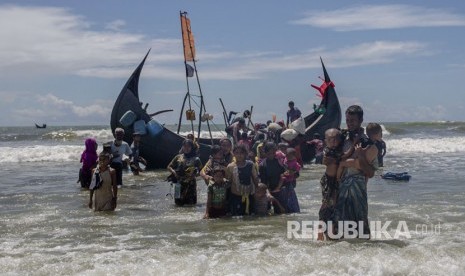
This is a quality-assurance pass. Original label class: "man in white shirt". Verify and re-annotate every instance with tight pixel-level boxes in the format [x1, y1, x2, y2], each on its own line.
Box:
[110, 128, 132, 187]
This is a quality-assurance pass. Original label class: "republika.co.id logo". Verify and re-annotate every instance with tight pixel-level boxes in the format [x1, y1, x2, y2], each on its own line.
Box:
[287, 220, 442, 240]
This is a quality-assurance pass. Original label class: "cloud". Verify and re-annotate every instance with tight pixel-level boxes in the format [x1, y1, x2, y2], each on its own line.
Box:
[105, 19, 126, 31]
[37, 93, 111, 118]
[198, 41, 428, 80]
[0, 5, 432, 82]
[0, 5, 178, 76]
[291, 4, 465, 31]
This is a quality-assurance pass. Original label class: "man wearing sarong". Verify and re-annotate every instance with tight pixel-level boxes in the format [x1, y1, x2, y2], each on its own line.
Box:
[332, 105, 377, 239]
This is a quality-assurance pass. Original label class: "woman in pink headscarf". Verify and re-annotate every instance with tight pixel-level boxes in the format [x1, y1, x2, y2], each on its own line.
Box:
[78, 138, 98, 188]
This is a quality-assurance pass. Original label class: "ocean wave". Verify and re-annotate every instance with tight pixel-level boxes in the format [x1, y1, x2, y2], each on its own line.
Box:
[1, 136, 463, 163]
[386, 136, 465, 154]
[383, 121, 465, 136]
[0, 145, 82, 163]
[0, 127, 115, 142]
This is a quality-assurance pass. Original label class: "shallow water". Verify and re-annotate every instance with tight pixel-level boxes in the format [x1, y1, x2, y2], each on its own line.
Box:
[1, 123, 465, 275]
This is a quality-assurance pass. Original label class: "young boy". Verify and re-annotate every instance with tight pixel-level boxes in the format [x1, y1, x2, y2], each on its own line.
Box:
[318, 128, 344, 240]
[204, 167, 231, 219]
[253, 183, 285, 216]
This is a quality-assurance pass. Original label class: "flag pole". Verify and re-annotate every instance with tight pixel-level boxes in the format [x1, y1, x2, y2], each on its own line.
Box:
[182, 11, 214, 143]
[178, 11, 195, 135]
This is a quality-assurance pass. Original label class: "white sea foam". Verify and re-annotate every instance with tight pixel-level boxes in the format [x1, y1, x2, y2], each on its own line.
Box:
[0, 145, 82, 163]
[386, 137, 465, 154]
[1, 129, 463, 163]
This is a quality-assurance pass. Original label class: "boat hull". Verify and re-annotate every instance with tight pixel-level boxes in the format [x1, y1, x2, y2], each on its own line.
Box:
[110, 51, 221, 169]
[110, 53, 341, 168]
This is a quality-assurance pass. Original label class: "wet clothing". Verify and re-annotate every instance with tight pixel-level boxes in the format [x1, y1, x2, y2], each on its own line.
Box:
[333, 132, 378, 237]
[259, 158, 285, 191]
[207, 180, 230, 209]
[110, 140, 132, 186]
[283, 158, 301, 185]
[79, 138, 97, 188]
[307, 138, 324, 164]
[168, 153, 203, 206]
[226, 160, 258, 215]
[253, 194, 271, 216]
[206, 180, 230, 218]
[259, 158, 286, 213]
[201, 157, 227, 181]
[229, 193, 254, 216]
[92, 168, 115, 211]
[375, 140, 386, 167]
[283, 184, 300, 213]
[110, 141, 132, 164]
[318, 173, 338, 222]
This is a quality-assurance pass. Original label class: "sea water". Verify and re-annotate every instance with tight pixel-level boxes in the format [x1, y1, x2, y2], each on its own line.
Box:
[1, 123, 465, 275]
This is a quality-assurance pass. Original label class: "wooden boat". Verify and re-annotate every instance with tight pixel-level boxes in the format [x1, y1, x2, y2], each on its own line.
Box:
[301, 58, 342, 161]
[110, 51, 220, 169]
[35, 123, 47, 129]
[110, 12, 341, 168]
[111, 12, 220, 169]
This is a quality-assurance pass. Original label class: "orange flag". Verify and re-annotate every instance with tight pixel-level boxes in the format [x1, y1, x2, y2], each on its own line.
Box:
[181, 16, 195, 61]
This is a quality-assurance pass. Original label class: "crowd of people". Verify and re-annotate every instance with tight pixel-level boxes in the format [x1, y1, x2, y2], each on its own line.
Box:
[79, 103, 387, 240]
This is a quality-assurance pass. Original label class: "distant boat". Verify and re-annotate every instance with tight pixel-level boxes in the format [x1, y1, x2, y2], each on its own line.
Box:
[35, 123, 47, 129]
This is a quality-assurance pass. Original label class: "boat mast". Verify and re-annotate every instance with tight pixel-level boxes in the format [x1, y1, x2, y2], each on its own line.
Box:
[179, 11, 214, 143]
[178, 11, 194, 134]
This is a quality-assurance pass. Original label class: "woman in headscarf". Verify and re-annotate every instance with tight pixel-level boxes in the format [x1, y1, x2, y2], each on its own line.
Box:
[167, 139, 203, 206]
[78, 138, 98, 188]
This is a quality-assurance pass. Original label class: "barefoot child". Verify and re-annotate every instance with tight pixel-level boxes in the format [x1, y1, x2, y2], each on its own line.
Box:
[253, 183, 285, 216]
[318, 128, 344, 240]
[204, 167, 230, 219]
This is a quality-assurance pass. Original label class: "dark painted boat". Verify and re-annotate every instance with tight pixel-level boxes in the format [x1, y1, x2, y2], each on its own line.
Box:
[35, 123, 47, 129]
[110, 54, 341, 168]
[110, 50, 220, 169]
[301, 58, 342, 161]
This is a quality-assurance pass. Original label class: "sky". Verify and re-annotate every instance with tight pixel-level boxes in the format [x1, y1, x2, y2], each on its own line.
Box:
[1, 0, 465, 126]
